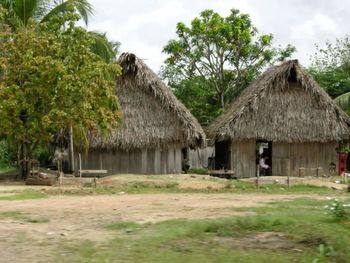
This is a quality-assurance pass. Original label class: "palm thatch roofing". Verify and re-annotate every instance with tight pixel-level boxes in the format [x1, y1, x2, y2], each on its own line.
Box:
[91, 53, 205, 151]
[208, 60, 350, 143]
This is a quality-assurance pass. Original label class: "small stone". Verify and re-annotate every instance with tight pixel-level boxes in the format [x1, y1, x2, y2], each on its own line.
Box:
[47, 232, 55, 235]
[60, 233, 68, 236]
[292, 248, 303, 252]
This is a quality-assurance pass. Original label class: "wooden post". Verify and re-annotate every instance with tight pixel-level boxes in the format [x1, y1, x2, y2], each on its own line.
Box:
[68, 125, 75, 173]
[286, 159, 291, 190]
[79, 153, 82, 179]
[256, 165, 260, 189]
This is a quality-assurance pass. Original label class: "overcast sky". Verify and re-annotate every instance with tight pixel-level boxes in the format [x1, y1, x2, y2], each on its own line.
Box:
[87, 0, 350, 72]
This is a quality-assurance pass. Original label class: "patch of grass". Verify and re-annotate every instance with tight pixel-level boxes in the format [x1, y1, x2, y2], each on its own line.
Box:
[188, 167, 208, 175]
[26, 215, 50, 223]
[60, 197, 350, 263]
[0, 165, 16, 174]
[0, 210, 50, 223]
[106, 221, 140, 230]
[0, 190, 47, 201]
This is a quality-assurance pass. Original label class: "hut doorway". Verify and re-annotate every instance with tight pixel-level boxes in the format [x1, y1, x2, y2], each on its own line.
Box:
[256, 140, 272, 176]
[215, 140, 231, 170]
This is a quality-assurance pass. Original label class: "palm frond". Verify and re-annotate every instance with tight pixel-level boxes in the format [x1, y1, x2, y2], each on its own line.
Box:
[334, 92, 350, 114]
[41, 0, 93, 25]
[89, 31, 119, 63]
[13, 0, 40, 26]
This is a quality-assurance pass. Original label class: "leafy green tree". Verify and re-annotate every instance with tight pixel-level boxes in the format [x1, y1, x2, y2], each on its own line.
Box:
[0, 0, 119, 63]
[162, 9, 295, 124]
[309, 36, 350, 99]
[0, 7, 121, 178]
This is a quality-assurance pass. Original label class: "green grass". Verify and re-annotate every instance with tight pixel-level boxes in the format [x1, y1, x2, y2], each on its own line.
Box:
[0, 211, 49, 223]
[0, 165, 16, 173]
[0, 190, 47, 201]
[58, 197, 350, 263]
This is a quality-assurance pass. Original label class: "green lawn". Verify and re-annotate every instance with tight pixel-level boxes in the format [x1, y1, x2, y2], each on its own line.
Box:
[0, 190, 47, 201]
[58, 197, 350, 263]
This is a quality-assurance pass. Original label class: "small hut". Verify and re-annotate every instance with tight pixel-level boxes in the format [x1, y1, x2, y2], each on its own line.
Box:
[74, 53, 205, 175]
[207, 60, 350, 178]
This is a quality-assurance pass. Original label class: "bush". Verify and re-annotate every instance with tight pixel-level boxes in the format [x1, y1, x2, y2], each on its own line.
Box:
[0, 140, 15, 168]
[325, 198, 350, 221]
[188, 167, 208, 175]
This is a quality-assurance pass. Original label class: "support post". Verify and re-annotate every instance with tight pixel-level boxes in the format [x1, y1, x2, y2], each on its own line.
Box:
[68, 125, 75, 173]
[256, 165, 260, 189]
[79, 153, 82, 179]
[286, 159, 291, 190]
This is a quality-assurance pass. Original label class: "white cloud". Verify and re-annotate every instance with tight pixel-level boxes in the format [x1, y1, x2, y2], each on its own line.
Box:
[290, 13, 337, 40]
[86, 0, 350, 72]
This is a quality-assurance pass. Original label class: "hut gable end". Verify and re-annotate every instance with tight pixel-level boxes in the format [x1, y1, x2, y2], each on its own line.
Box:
[208, 60, 350, 143]
[91, 53, 205, 151]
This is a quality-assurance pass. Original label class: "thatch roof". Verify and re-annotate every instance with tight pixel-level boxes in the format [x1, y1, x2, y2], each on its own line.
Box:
[208, 60, 350, 143]
[91, 53, 205, 151]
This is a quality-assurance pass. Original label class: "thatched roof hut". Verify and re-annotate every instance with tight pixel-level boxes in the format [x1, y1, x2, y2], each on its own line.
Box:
[208, 60, 350, 142]
[91, 52, 205, 151]
[207, 60, 350, 178]
[77, 53, 205, 175]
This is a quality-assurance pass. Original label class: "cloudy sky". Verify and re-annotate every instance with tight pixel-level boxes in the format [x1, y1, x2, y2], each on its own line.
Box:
[88, 0, 350, 72]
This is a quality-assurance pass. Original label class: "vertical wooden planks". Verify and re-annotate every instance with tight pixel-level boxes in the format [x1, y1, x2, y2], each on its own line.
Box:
[231, 140, 256, 178]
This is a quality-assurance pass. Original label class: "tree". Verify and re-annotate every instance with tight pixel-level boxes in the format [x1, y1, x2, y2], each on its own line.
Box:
[0, 7, 121, 178]
[334, 92, 350, 116]
[161, 9, 295, 124]
[0, 0, 119, 63]
[309, 36, 350, 99]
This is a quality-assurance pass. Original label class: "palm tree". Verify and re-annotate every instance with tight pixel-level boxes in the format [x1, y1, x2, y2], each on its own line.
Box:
[0, 0, 118, 62]
[334, 92, 350, 115]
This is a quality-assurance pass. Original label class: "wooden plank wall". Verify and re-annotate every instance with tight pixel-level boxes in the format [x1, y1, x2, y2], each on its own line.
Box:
[75, 147, 183, 175]
[272, 142, 338, 176]
[229, 140, 337, 178]
[188, 147, 215, 168]
[231, 140, 256, 178]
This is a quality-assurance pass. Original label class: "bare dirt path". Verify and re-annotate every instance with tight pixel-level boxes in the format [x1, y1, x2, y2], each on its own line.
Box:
[0, 192, 328, 263]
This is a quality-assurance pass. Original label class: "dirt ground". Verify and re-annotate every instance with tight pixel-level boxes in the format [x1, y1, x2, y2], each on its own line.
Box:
[0, 188, 330, 263]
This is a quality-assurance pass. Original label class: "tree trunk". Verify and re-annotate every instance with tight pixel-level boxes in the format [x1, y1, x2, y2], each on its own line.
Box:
[68, 125, 75, 173]
[20, 141, 30, 180]
[220, 91, 225, 108]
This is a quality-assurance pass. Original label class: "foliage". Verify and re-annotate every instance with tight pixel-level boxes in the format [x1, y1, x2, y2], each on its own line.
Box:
[324, 198, 350, 221]
[0, 140, 16, 167]
[0, 0, 118, 63]
[0, 0, 93, 27]
[0, 7, 121, 178]
[309, 36, 350, 113]
[187, 167, 208, 175]
[161, 9, 295, 124]
[334, 92, 350, 115]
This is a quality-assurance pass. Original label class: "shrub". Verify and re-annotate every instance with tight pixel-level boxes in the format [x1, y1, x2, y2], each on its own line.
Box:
[188, 167, 208, 175]
[0, 140, 15, 168]
[325, 198, 350, 221]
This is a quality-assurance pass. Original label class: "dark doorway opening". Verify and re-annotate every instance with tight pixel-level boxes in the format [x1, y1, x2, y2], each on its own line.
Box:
[181, 148, 190, 173]
[256, 140, 272, 176]
[215, 140, 231, 170]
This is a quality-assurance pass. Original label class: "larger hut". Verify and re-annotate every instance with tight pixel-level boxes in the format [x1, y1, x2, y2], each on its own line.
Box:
[74, 53, 205, 175]
[207, 60, 350, 178]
